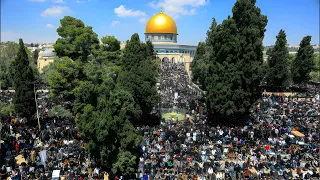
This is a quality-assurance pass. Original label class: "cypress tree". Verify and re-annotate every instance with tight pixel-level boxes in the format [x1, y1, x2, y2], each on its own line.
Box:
[266, 29, 289, 89]
[292, 36, 315, 84]
[11, 39, 36, 120]
[33, 49, 39, 65]
[146, 40, 155, 59]
[206, 17, 241, 123]
[118, 33, 158, 122]
[205, 0, 267, 124]
[121, 33, 145, 70]
[191, 42, 207, 88]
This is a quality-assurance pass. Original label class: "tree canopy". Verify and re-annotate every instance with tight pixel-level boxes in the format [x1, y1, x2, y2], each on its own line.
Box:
[292, 36, 315, 84]
[101, 35, 121, 52]
[33, 49, 39, 65]
[46, 57, 79, 102]
[190, 41, 208, 89]
[48, 104, 73, 118]
[0, 102, 15, 119]
[0, 41, 35, 90]
[10, 39, 37, 120]
[47, 17, 154, 176]
[266, 29, 289, 89]
[310, 54, 320, 83]
[118, 33, 158, 122]
[192, 0, 267, 124]
[91, 36, 121, 65]
[0, 41, 20, 89]
[54, 16, 99, 62]
[73, 63, 142, 174]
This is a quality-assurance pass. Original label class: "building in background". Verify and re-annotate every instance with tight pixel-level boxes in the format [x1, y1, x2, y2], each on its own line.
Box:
[37, 49, 56, 73]
[145, 9, 197, 72]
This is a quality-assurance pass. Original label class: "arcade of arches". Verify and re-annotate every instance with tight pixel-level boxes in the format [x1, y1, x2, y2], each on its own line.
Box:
[156, 54, 192, 71]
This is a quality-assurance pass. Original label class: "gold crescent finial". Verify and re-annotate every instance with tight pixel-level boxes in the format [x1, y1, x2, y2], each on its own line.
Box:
[160, 7, 163, 13]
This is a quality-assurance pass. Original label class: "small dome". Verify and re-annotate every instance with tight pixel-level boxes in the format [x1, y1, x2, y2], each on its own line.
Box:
[42, 49, 55, 57]
[145, 9, 178, 34]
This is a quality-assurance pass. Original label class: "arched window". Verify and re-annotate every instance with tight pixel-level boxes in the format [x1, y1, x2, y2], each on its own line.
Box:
[162, 57, 169, 63]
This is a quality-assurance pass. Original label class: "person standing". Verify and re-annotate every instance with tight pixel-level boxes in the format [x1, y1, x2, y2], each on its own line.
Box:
[143, 172, 149, 180]
[31, 149, 36, 163]
[104, 172, 109, 180]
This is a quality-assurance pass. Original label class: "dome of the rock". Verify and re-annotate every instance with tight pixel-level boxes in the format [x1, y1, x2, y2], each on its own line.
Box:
[145, 10, 178, 34]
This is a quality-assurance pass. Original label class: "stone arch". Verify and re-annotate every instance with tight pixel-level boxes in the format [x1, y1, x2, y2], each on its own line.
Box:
[162, 57, 169, 63]
[171, 57, 175, 64]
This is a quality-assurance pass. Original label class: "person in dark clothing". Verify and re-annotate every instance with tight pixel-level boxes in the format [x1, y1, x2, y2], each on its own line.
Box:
[0, 166, 8, 180]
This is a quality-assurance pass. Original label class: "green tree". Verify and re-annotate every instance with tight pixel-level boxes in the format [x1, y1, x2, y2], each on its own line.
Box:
[205, 18, 218, 47]
[0, 41, 20, 89]
[205, 0, 267, 124]
[48, 104, 73, 118]
[0, 42, 37, 90]
[288, 53, 295, 78]
[205, 17, 243, 123]
[314, 54, 320, 71]
[49, 17, 143, 175]
[310, 71, 320, 83]
[74, 63, 142, 175]
[10, 39, 36, 120]
[91, 36, 121, 65]
[190, 41, 208, 88]
[54, 16, 99, 62]
[146, 40, 155, 59]
[121, 33, 145, 70]
[41, 61, 55, 84]
[118, 33, 158, 121]
[0, 102, 15, 119]
[33, 49, 39, 65]
[266, 30, 289, 88]
[292, 36, 315, 84]
[310, 54, 320, 83]
[191, 18, 218, 90]
[288, 54, 295, 68]
[101, 35, 121, 52]
[46, 57, 79, 102]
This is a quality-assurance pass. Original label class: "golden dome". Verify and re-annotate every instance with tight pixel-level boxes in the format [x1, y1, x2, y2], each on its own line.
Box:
[145, 9, 178, 34]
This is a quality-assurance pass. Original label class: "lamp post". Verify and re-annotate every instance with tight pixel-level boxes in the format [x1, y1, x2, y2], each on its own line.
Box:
[0, 124, 2, 164]
[34, 82, 41, 130]
[0, 124, 2, 142]
[25, 79, 41, 130]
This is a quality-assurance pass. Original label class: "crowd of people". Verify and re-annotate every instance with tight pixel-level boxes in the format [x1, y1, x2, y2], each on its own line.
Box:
[136, 93, 319, 179]
[0, 91, 107, 180]
[0, 91, 13, 104]
[136, 62, 320, 179]
[158, 62, 203, 114]
[0, 60, 319, 180]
